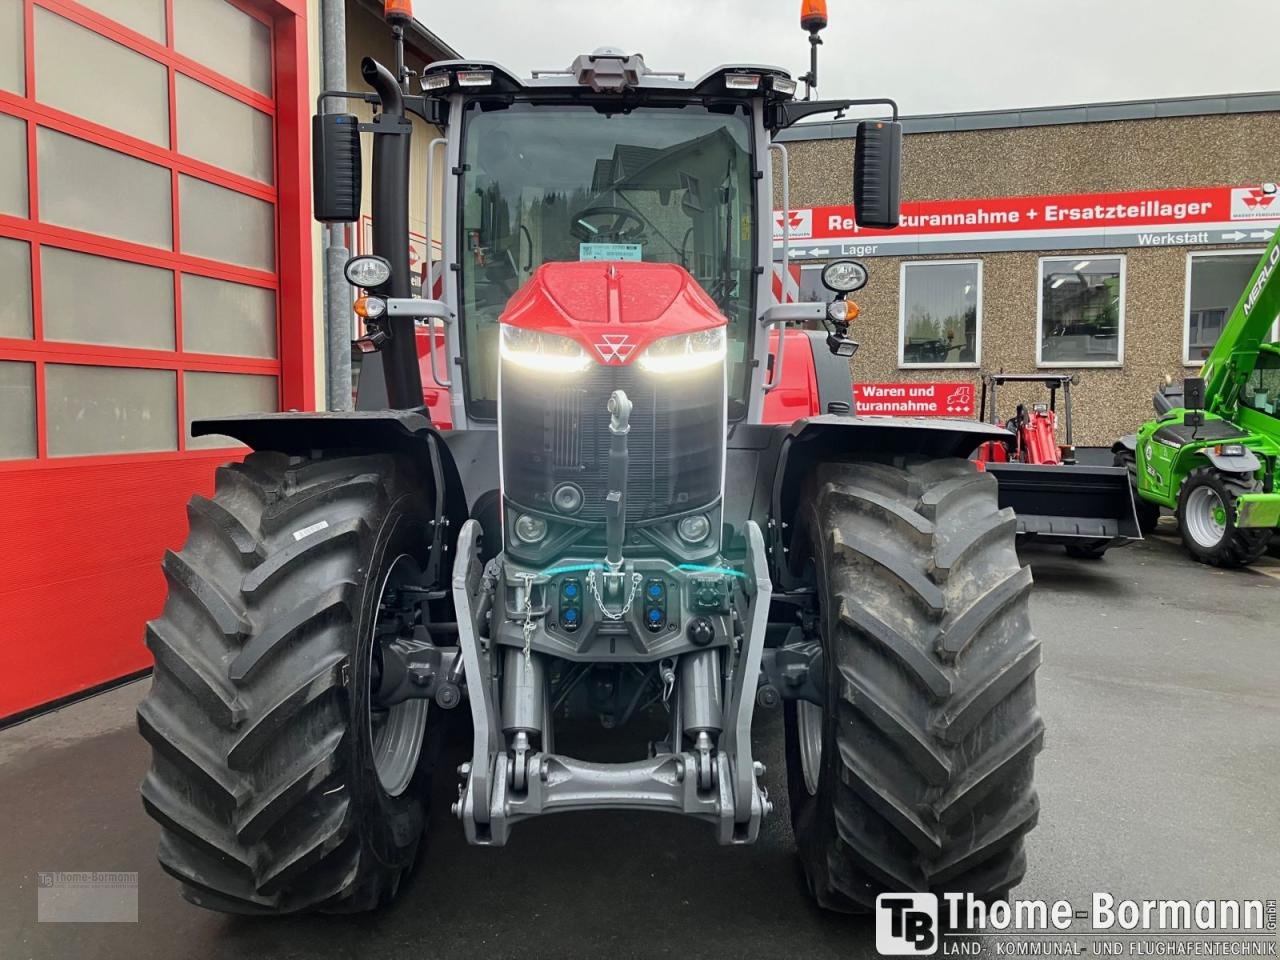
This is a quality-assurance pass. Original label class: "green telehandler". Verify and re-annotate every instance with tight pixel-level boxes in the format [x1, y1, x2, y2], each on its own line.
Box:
[1115, 229, 1280, 567]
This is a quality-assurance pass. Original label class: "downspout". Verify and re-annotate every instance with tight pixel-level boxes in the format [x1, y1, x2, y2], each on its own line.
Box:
[321, 0, 352, 411]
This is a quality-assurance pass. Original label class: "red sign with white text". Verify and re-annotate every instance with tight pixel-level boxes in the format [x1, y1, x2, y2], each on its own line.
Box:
[854, 382, 975, 417]
[773, 183, 1279, 257]
[775, 185, 1277, 241]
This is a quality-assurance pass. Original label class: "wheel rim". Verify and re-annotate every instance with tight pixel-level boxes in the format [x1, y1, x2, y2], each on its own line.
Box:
[1184, 485, 1227, 549]
[797, 699, 824, 796]
[369, 554, 429, 797]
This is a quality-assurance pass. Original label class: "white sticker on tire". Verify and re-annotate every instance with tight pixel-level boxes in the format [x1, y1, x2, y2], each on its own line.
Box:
[292, 520, 329, 542]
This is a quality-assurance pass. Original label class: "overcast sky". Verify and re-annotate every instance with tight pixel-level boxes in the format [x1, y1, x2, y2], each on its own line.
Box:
[422, 0, 1275, 116]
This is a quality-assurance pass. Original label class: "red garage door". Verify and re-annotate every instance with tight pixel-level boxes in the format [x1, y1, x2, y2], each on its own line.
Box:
[0, 0, 313, 721]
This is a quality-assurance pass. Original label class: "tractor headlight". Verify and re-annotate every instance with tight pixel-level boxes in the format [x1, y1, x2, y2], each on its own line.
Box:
[821, 259, 868, 293]
[500, 325, 592, 373]
[513, 513, 548, 544]
[635, 327, 726, 374]
[344, 255, 391, 289]
[677, 514, 711, 543]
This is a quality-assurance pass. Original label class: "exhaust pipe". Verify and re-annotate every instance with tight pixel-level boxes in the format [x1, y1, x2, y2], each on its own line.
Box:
[356, 57, 423, 411]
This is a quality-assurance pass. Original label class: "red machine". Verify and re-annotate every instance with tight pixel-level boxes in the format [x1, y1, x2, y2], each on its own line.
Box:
[975, 373, 1142, 558]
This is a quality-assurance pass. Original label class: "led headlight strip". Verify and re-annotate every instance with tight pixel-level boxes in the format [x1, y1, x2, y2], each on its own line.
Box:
[499, 325, 592, 373]
[635, 327, 727, 374]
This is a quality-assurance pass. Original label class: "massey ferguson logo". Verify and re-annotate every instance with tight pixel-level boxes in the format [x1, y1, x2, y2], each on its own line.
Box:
[594, 334, 635, 364]
[773, 209, 813, 239]
[1230, 183, 1278, 220]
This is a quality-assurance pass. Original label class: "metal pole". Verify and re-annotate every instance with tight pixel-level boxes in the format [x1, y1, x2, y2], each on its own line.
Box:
[321, 0, 352, 411]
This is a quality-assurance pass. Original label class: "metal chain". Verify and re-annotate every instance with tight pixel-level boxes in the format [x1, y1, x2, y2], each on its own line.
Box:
[586, 570, 642, 621]
[517, 573, 537, 664]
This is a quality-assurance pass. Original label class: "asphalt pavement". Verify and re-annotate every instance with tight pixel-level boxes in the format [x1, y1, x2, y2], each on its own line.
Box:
[2, 518, 1278, 960]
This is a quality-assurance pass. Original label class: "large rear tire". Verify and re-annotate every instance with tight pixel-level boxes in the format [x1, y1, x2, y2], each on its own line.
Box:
[1175, 467, 1271, 568]
[138, 450, 440, 914]
[784, 459, 1043, 912]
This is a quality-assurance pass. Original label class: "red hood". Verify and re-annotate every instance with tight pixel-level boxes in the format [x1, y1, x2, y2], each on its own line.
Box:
[500, 261, 726, 365]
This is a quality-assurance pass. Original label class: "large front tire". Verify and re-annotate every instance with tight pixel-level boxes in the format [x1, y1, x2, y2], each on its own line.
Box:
[784, 459, 1043, 912]
[137, 450, 440, 914]
[1176, 467, 1271, 568]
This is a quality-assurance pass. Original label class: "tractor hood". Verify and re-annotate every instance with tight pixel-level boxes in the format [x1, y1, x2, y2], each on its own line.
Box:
[499, 261, 726, 366]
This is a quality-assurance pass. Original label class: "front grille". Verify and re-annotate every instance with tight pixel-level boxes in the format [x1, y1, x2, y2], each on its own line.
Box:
[501, 361, 724, 522]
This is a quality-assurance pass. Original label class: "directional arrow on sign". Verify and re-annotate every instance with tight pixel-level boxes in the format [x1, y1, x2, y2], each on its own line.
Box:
[1250, 230, 1275, 239]
[1222, 231, 1246, 241]
[809, 248, 831, 256]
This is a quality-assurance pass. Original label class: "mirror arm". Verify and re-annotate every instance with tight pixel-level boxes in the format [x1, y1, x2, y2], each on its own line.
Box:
[770, 96, 898, 132]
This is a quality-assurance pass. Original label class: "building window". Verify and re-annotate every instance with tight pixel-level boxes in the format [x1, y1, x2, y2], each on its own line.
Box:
[899, 260, 981, 367]
[1184, 251, 1264, 365]
[1038, 257, 1124, 366]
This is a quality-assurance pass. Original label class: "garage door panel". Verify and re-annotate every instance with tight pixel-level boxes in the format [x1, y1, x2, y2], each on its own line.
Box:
[46, 365, 178, 457]
[75, 0, 167, 43]
[182, 273, 277, 358]
[0, 237, 32, 339]
[0, 112, 28, 218]
[0, 0, 23, 95]
[184, 370, 278, 448]
[37, 129, 173, 249]
[177, 74, 274, 183]
[173, 0, 272, 96]
[1, 0, 300, 720]
[179, 174, 275, 270]
[42, 248, 175, 350]
[0, 360, 37, 461]
[35, 7, 170, 147]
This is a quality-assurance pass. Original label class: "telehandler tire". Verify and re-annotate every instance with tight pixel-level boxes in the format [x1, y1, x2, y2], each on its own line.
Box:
[784, 459, 1043, 912]
[1114, 449, 1161, 536]
[1176, 467, 1272, 568]
[138, 450, 440, 914]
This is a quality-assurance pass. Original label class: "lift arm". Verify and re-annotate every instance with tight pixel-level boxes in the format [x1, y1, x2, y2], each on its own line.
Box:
[1201, 230, 1280, 420]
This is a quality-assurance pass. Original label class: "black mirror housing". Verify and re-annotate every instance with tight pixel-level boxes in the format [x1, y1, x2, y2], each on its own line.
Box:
[312, 113, 362, 223]
[853, 119, 901, 230]
[1183, 376, 1206, 411]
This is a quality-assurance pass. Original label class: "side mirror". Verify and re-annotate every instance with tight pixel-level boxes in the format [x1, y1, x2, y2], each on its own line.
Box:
[312, 113, 362, 223]
[853, 119, 901, 230]
[1183, 375, 1206, 427]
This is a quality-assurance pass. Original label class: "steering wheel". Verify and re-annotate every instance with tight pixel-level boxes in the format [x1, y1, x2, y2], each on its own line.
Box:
[570, 206, 647, 244]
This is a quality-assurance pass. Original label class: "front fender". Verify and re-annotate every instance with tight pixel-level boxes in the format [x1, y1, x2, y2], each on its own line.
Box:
[194, 410, 470, 537]
[765, 415, 1010, 587]
[1202, 448, 1262, 475]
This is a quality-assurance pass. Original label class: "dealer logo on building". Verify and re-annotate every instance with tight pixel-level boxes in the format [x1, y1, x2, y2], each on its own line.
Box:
[877, 893, 940, 955]
[1230, 182, 1278, 220]
[773, 208, 813, 239]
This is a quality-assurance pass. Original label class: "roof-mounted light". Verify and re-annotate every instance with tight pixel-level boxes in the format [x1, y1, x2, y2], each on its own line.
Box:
[770, 75, 798, 97]
[724, 73, 761, 91]
[383, 0, 413, 22]
[421, 71, 451, 91]
[800, 0, 828, 32]
[456, 69, 494, 87]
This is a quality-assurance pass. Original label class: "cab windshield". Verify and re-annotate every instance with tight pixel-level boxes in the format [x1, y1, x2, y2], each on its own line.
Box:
[1240, 344, 1280, 419]
[458, 102, 756, 419]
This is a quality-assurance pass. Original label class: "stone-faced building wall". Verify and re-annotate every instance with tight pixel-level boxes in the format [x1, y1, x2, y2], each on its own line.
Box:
[777, 101, 1280, 444]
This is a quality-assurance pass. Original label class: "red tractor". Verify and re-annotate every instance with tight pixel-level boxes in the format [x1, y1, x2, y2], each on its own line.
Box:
[976, 372, 1142, 558]
[137, 2, 1044, 916]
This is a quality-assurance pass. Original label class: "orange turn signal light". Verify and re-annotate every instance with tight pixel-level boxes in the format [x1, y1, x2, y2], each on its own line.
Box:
[353, 295, 386, 319]
[845, 300, 860, 321]
[384, 0, 413, 22]
[800, 0, 828, 32]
